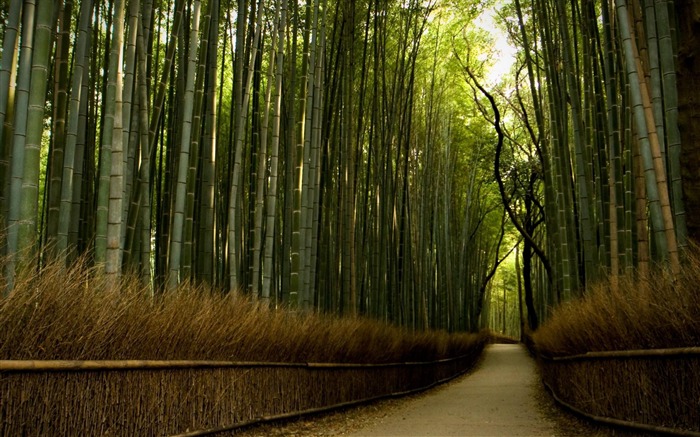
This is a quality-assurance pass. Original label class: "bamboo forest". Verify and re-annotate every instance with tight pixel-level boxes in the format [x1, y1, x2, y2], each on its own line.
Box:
[1, 0, 700, 331]
[2, 0, 700, 435]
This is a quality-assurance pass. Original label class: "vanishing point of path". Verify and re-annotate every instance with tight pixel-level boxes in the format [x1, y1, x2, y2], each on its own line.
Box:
[346, 343, 557, 437]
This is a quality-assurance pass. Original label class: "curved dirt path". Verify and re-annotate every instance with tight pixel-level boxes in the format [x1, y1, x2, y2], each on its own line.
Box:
[345, 343, 557, 436]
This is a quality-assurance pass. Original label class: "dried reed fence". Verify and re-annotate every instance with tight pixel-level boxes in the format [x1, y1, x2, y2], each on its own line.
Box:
[0, 254, 487, 435]
[532, 249, 700, 435]
[0, 349, 484, 436]
[539, 348, 700, 436]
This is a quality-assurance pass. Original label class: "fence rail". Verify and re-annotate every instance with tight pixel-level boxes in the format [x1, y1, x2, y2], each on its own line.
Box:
[540, 346, 700, 361]
[538, 346, 700, 436]
[0, 349, 483, 436]
[542, 380, 700, 437]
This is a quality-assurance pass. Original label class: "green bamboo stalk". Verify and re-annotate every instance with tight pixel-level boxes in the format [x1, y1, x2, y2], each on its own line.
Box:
[0, 0, 22, 221]
[197, 0, 219, 284]
[289, 0, 312, 306]
[308, 1, 327, 311]
[168, 0, 201, 289]
[120, 0, 142, 255]
[251, 52, 275, 298]
[643, 0, 666, 168]
[227, 0, 264, 291]
[554, 0, 597, 288]
[262, 0, 287, 302]
[68, 42, 91, 256]
[136, 25, 152, 282]
[105, 0, 127, 277]
[5, 0, 37, 292]
[45, 0, 73, 253]
[57, 0, 94, 258]
[654, 0, 687, 247]
[301, 0, 322, 309]
[95, 0, 121, 266]
[616, 0, 679, 274]
[122, 0, 183, 276]
[534, 0, 575, 299]
[182, 1, 210, 281]
[18, 0, 54, 257]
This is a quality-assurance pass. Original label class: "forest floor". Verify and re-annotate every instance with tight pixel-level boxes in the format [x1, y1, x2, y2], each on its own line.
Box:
[230, 343, 648, 437]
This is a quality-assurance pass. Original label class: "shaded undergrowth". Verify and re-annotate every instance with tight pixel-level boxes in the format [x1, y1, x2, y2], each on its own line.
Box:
[0, 257, 485, 363]
[534, 249, 700, 357]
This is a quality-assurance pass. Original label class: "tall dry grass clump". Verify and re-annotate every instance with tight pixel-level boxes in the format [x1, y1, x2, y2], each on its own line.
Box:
[534, 248, 700, 433]
[0, 257, 485, 363]
[534, 248, 700, 356]
[0, 258, 487, 436]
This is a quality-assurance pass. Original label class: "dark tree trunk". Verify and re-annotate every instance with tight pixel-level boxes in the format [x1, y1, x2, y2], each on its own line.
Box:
[524, 173, 539, 331]
[522, 238, 539, 331]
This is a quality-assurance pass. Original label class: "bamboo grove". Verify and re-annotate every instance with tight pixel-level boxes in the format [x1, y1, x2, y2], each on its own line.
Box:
[1, 0, 699, 334]
[0, 0, 515, 332]
[488, 0, 700, 331]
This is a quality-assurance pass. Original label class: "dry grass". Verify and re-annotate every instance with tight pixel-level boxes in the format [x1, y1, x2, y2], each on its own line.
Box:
[0, 256, 485, 363]
[533, 248, 700, 357]
[489, 332, 520, 344]
[0, 257, 487, 435]
[533, 248, 700, 433]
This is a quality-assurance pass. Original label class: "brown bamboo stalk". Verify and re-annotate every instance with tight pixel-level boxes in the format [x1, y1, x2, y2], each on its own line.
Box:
[626, 7, 680, 276]
[633, 129, 649, 279]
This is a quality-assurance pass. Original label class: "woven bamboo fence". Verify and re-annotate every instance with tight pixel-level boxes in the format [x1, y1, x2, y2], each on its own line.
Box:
[540, 347, 700, 436]
[0, 350, 482, 436]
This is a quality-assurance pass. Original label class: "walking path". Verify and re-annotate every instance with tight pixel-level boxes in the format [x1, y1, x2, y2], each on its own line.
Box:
[346, 344, 557, 436]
